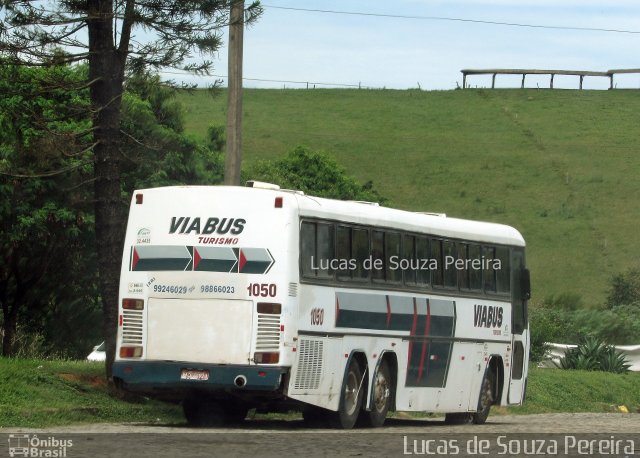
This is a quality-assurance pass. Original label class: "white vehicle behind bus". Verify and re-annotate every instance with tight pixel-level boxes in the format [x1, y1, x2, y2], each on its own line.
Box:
[112, 183, 530, 428]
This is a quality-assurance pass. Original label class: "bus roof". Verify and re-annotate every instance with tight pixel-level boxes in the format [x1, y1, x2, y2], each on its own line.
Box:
[292, 192, 525, 248]
[132, 185, 525, 247]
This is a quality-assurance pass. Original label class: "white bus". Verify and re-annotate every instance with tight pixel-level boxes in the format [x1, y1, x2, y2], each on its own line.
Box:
[113, 183, 530, 428]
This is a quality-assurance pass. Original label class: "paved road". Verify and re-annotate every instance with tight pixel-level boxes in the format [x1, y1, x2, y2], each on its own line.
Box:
[4, 414, 639, 457]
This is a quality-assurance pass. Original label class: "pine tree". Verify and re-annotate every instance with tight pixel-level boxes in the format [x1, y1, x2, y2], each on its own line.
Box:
[0, 0, 261, 375]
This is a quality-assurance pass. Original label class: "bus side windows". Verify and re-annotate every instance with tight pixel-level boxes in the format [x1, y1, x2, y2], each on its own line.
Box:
[316, 222, 334, 279]
[300, 219, 514, 298]
[385, 231, 401, 283]
[496, 246, 510, 294]
[459, 243, 483, 291]
[431, 239, 443, 287]
[443, 240, 457, 288]
[468, 244, 482, 290]
[403, 234, 416, 285]
[415, 236, 430, 286]
[371, 230, 385, 282]
[352, 227, 370, 282]
[300, 221, 316, 278]
[336, 225, 351, 281]
[483, 246, 496, 293]
[459, 243, 470, 289]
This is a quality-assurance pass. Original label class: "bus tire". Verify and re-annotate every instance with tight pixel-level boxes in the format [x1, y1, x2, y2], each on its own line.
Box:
[183, 395, 225, 427]
[332, 357, 364, 429]
[302, 405, 330, 427]
[222, 400, 249, 424]
[444, 412, 473, 424]
[366, 359, 392, 427]
[472, 371, 495, 425]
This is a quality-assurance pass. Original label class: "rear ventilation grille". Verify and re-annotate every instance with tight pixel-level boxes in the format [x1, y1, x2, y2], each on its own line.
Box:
[121, 309, 144, 345]
[255, 314, 281, 351]
[288, 282, 298, 297]
[294, 339, 324, 390]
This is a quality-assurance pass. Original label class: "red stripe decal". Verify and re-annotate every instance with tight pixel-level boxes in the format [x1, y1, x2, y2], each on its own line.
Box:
[417, 299, 432, 383]
[335, 296, 340, 324]
[386, 295, 391, 328]
[407, 298, 418, 365]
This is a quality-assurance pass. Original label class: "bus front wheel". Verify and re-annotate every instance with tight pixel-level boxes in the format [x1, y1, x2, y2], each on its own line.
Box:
[444, 370, 495, 425]
[472, 371, 495, 424]
[332, 357, 365, 429]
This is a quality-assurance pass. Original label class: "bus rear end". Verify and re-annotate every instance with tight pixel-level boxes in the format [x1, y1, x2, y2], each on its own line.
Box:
[112, 185, 297, 424]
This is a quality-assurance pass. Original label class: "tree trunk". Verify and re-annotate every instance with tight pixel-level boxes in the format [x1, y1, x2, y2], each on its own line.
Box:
[88, 0, 127, 378]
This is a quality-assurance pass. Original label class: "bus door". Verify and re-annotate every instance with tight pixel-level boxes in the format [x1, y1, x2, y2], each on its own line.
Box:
[508, 248, 530, 404]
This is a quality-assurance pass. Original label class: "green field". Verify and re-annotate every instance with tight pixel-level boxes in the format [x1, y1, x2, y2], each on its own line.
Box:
[177, 88, 640, 307]
[1, 358, 637, 427]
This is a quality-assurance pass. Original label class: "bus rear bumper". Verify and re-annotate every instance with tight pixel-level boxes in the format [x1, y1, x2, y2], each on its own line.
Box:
[112, 360, 286, 394]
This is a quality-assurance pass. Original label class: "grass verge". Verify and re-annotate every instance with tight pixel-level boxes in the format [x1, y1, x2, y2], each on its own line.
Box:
[1, 359, 638, 428]
[511, 366, 640, 415]
[0, 358, 183, 428]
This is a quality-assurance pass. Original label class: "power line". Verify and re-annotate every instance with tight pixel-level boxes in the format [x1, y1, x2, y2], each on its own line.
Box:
[263, 4, 640, 35]
[161, 70, 370, 88]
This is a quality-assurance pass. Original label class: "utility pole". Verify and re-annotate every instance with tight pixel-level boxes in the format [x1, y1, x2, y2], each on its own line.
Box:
[224, 0, 244, 185]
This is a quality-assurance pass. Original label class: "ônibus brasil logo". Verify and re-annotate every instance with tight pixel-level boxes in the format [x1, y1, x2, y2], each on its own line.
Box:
[8, 434, 73, 457]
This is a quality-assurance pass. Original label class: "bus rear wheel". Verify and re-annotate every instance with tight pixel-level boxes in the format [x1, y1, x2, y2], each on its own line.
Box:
[331, 357, 364, 429]
[183, 395, 248, 427]
[366, 359, 392, 427]
[183, 395, 226, 427]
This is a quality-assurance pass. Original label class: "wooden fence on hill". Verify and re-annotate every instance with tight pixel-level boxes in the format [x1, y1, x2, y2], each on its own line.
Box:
[461, 68, 640, 89]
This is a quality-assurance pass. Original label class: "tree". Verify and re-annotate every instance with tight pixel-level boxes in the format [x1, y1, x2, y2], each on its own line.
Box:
[606, 268, 640, 308]
[1, 63, 226, 357]
[0, 63, 96, 356]
[246, 146, 387, 203]
[1, 1, 261, 375]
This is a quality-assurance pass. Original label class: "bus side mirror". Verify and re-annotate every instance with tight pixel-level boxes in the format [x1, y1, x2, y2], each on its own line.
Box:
[521, 269, 531, 300]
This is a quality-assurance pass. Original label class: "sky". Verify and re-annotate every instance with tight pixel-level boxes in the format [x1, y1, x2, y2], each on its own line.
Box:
[165, 0, 640, 91]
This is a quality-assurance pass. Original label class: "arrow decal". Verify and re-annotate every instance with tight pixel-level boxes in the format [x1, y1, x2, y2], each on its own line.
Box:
[193, 247, 238, 272]
[237, 248, 274, 274]
[129, 245, 274, 274]
[131, 245, 192, 271]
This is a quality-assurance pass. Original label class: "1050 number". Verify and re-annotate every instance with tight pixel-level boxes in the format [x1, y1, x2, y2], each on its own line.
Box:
[247, 283, 277, 298]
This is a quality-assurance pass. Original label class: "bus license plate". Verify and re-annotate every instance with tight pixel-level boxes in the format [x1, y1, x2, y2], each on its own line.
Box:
[180, 369, 209, 381]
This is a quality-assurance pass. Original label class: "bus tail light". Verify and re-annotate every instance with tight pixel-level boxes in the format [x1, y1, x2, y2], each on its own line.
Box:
[254, 352, 279, 364]
[122, 298, 144, 310]
[120, 346, 143, 358]
[274, 197, 283, 208]
[257, 302, 281, 314]
[135, 193, 143, 204]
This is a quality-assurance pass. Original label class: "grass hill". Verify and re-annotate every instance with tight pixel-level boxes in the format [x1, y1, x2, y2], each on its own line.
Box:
[176, 88, 640, 307]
